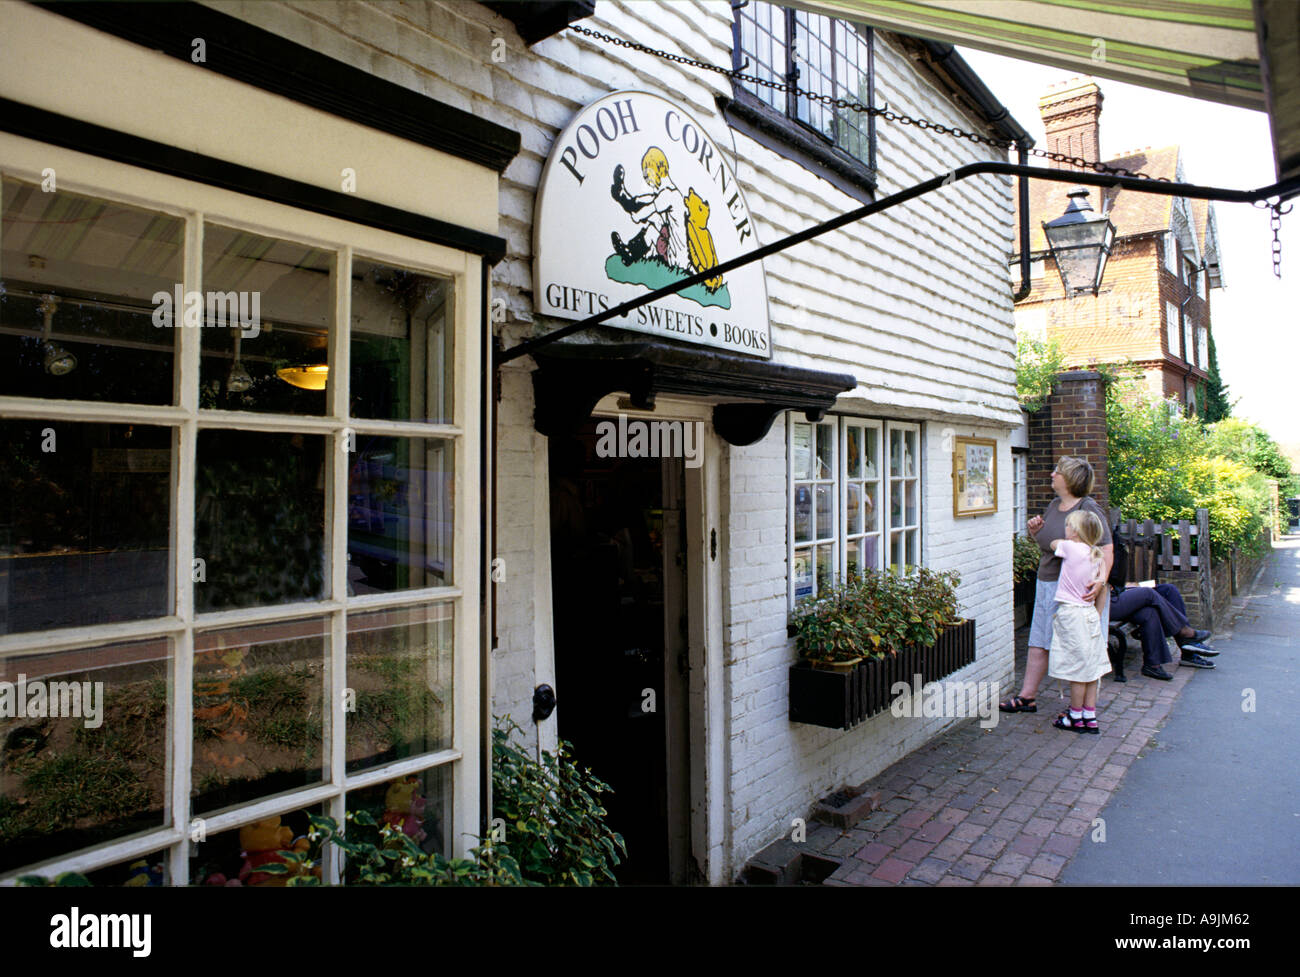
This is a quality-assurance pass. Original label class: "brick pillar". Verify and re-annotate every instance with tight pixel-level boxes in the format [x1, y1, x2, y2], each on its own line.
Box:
[1039, 79, 1103, 170]
[1025, 370, 1109, 516]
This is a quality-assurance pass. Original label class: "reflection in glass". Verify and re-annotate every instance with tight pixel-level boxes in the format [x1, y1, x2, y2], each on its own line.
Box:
[890, 479, 903, 523]
[793, 547, 813, 599]
[847, 427, 861, 479]
[815, 545, 832, 594]
[864, 482, 878, 532]
[195, 430, 326, 611]
[0, 178, 180, 404]
[816, 423, 833, 479]
[815, 483, 833, 540]
[347, 436, 453, 593]
[345, 765, 452, 864]
[0, 638, 171, 873]
[200, 225, 333, 414]
[903, 431, 916, 476]
[191, 618, 327, 815]
[864, 428, 878, 479]
[890, 430, 902, 477]
[847, 481, 862, 534]
[0, 420, 171, 634]
[793, 484, 812, 543]
[345, 604, 453, 773]
[351, 259, 452, 424]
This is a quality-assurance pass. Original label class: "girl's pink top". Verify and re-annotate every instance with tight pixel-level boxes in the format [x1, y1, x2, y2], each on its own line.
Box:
[1054, 540, 1100, 605]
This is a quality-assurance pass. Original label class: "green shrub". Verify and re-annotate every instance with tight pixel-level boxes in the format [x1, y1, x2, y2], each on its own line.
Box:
[1013, 533, 1041, 583]
[1015, 334, 1066, 412]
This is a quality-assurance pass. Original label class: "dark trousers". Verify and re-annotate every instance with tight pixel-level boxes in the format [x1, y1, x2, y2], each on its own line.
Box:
[1110, 584, 1190, 667]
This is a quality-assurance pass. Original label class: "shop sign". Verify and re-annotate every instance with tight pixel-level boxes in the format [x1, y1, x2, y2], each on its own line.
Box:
[535, 90, 771, 358]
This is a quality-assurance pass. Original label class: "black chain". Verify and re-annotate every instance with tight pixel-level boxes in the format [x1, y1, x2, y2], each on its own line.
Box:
[1269, 201, 1290, 278]
[568, 24, 1167, 182]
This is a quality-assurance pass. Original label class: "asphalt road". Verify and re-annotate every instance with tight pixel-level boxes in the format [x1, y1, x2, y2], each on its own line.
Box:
[1064, 535, 1300, 885]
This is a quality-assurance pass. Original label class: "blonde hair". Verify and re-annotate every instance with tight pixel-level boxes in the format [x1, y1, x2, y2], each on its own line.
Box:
[1066, 509, 1105, 582]
[641, 147, 670, 187]
[1055, 455, 1095, 497]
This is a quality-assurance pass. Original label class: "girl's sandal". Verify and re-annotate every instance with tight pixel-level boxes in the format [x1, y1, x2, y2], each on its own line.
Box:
[998, 695, 1037, 713]
[1084, 717, 1100, 734]
[1053, 712, 1087, 732]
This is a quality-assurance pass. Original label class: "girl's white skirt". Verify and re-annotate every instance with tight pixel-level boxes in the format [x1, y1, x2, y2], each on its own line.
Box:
[1049, 600, 1111, 683]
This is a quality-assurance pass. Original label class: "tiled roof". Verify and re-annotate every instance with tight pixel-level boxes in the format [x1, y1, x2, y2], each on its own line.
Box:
[1017, 145, 1181, 253]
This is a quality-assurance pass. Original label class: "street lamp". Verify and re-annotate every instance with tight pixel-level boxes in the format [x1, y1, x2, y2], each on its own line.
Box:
[1043, 186, 1116, 297]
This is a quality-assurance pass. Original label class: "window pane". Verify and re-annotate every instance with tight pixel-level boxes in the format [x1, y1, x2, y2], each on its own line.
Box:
[793, 483, 812, 542]
[345, 765, 453, 864]
[863, 427, 878, 479]
[890, 479, 903, 523]
[0, 419, 172, 634]
[890, 429, 902, 476]
[85, 849, 170, 886]
[194, 430, 327, 611]
[846, 536, 860, 580]
[904, 431, 916, 476]
[905, 479, 917, 526]
[793, 547, 813, 600]
[345, 603, 453, 773]
[864, 480, 879, 532]
[200, 225, 333, 415]
[815, 544, 832, 593]
[847, 481, 862, 534]
[190, 803, 322, 886]
[815, 482, 833, 539]
[0, 638, 171, 874]
[0, 178, 180, 405]
[890, 530, 905, 573]
[846, 426, 861, 479]
[791, 421, 812, 480]
[191, 617, 327, 815]
[862, 533, 878, 573]
[815, 423, 833, 479]
[351, 259, 452, 424]
[906, 529, 919, 569]
[347, 436, 453, 593]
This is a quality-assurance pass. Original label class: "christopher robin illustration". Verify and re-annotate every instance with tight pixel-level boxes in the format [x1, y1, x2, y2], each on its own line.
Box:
[610, 148, 719, 279]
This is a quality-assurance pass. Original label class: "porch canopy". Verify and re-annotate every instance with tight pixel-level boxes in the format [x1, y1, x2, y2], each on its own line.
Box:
[785, 0, 1299, 183]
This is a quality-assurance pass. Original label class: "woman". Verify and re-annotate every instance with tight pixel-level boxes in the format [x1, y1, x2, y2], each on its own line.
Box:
[1000, 456, 1113, 714]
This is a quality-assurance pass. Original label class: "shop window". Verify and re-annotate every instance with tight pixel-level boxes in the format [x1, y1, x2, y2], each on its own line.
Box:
[731, 1, 875, 182]
[789, 415, 921, 607]
[0, 163, 473, 882]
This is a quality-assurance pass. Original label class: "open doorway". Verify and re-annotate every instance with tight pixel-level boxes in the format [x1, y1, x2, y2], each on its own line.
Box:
[548, 419, 694, 884]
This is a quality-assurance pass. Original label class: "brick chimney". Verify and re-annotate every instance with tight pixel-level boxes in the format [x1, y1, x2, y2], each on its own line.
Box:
[1038, 79, 1103, 169]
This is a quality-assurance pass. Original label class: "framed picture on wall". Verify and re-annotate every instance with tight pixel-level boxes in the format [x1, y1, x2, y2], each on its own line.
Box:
[953, 436, 997, 517]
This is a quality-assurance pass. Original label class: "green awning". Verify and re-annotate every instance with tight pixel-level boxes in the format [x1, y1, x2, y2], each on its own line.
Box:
[785, 0, 1298, 182]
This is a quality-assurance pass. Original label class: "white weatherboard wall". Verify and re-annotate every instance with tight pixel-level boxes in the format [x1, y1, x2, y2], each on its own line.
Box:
[205, 0, 1020, 880]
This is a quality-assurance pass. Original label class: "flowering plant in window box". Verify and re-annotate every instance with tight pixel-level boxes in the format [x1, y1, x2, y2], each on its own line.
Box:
[789, 568, 973, 729]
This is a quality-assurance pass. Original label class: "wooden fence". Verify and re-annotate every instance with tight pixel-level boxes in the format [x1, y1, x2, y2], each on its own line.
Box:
[1107, 508, 1214, 629]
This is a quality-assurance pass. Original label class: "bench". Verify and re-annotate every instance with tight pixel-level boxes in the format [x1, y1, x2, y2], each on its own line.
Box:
[1106, 530, 1161, 683]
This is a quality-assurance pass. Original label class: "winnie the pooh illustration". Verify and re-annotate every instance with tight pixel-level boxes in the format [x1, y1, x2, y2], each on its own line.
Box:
[684, 188, 724, 291]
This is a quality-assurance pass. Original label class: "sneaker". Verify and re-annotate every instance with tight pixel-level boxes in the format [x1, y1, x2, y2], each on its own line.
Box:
[1141, 664, 1173, 681]
[1177, 629, 1212, 647]
[1179, 641, 1219, 656]
[1179, 653, 1216, 669]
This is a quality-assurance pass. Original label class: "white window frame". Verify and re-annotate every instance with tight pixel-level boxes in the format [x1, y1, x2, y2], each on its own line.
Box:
[1012, 451, 1028, 536]
[1166, 301, 1181, 360]
[0, 143, 482, 884]
[787, 414, 923, 609]
[1197, 325, 1208, 370]
[1165, 230, 1179, 276]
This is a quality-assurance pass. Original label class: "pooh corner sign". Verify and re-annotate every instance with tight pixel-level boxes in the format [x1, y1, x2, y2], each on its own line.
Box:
[535, 90, 771, 358]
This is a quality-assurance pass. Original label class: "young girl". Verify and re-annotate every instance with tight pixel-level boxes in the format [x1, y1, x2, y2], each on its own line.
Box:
[1047, 509, 1111, 733]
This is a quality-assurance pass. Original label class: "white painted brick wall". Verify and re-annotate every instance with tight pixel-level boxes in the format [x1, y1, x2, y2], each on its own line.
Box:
[205, 0, 1020, 879]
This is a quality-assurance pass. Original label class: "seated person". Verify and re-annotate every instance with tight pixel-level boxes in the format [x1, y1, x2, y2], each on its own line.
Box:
[1108, 537, 1218, 679]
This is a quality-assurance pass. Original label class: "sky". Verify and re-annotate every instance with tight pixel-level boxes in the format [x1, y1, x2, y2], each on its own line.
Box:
[956, 47, 1298, 446]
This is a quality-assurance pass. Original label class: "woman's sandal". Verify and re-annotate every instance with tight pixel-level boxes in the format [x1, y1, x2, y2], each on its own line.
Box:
[1053, 712, 1087, 732]
[998, 695, 1037, 713]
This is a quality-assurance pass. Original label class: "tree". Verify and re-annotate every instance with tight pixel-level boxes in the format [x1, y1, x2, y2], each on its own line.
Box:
[1202, 331, 1232, 423]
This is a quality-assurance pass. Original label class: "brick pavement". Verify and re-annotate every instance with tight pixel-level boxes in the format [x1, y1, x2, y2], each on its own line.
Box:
[809, 626, 1198, 886]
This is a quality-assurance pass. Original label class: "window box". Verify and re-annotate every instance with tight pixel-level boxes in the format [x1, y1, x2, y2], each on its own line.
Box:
[789, 618, 976, 730]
